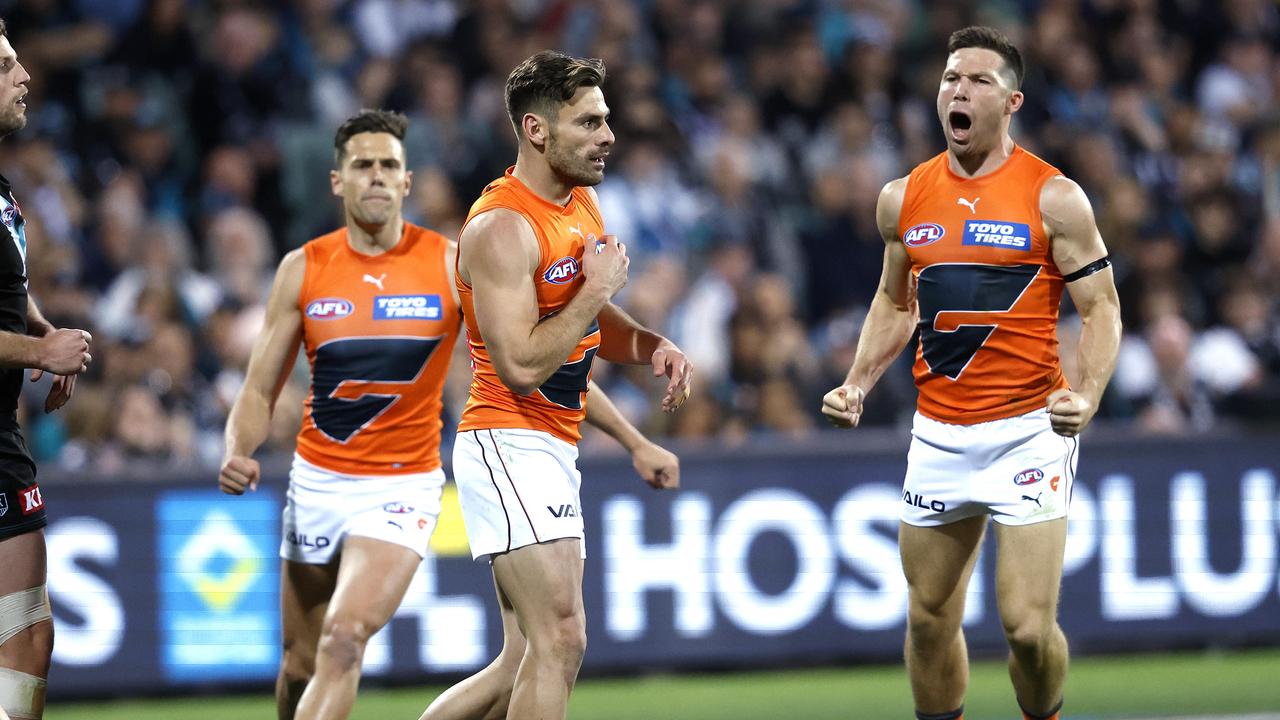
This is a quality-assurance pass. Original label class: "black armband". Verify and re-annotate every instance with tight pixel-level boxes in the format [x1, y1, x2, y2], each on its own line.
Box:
[1062, 256, 1110, 282]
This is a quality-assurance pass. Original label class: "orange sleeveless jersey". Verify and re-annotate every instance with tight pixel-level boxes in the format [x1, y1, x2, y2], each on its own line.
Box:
[898, 146, 1069, 425]
[294, 223, 460, 474]
[457, 168, 605, 444]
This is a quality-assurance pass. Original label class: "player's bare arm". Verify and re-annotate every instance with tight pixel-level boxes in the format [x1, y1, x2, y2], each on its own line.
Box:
[444, 237, 462, 308]
[584, 379, 679, 489]
[582, 185, 694, 409]
[23, 295, 89, 413]
[220, 248, 305, 494]
[24, 296, 52, 339]
[0, 296, 90, 376]
[822, 176, 919, 428]
[597, 302, 692, 412]
[442, 237, 471, 415]
[1042, 175, 1121, 437]
[460, 207, 626, 395]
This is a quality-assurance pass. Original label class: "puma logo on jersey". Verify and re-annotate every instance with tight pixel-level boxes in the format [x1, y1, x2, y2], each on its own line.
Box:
[1021, 493, 1043, 508]
[957, 197, 980, 214]
[568, 224, 584, 239]
[363, 273, 386, 290]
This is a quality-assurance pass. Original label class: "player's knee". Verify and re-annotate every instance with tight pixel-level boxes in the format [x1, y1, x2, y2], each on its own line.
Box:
[906, 599, 962, 643]
[9, 617, 53, 656]
[0, 586, 53, 675]
[552, 613, 587, 665]
[317, 617, 376, 671]
[1002, 613, 1055, 654]
[496, 635, 527, 673]
[280, 639, 316, 683]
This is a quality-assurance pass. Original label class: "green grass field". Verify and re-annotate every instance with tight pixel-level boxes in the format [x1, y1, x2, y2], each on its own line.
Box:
[47, 649, 1280, 720]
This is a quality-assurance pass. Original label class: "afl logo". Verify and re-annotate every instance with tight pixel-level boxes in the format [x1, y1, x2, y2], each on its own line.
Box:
[1013, 468, 1044, 486]
[1, 206, 15, 227]
[306, 298, 353, 319]
[544, 256, 580, 284]
[903, 223, 945, 248]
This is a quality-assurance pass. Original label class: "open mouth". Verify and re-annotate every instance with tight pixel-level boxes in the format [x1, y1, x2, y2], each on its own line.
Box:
[589, 153, 608, 170]
[948, 110, 972, 143]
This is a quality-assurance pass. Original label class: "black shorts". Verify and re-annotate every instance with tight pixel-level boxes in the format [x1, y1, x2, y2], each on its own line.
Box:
[0, 425, 44, 541]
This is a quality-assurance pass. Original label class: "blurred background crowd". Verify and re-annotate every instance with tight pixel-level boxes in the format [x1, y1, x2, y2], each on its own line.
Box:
[2, 0, 1279, 473]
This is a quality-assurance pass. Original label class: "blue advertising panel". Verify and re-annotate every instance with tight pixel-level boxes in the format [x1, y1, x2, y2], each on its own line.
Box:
[156, 490, 280, 681]
[40, 433, 1280, 698]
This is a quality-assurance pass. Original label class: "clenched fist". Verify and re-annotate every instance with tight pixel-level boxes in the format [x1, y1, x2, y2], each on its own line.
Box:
[821, 384, 866, 428]
[36, 328, 91, 375]
[219, 455, 261, 495]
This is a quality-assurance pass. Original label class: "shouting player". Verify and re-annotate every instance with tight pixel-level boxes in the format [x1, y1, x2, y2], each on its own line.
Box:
[821, 26, 1121, 720]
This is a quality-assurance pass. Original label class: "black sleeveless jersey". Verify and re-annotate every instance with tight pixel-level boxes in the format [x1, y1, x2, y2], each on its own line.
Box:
[0, 173, 29, 423]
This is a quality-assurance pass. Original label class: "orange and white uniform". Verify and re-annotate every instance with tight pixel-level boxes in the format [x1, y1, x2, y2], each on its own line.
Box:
[453, 168, 605, 560]
[282, 223, 461, 564]
[896, 147, 1078, 527]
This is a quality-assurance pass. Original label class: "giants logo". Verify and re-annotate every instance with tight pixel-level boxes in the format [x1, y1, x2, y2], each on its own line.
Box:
[903, 223, 945, 248]
[544, 256, 580, 284]
[1013, 468, 1044, 486]
[20, 486, 43, 515]
[306, 298, 354, 319]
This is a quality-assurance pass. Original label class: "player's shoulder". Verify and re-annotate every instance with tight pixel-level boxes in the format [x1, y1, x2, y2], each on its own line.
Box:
[459, 206, 538, 262]
[462, 206, 533, 240]
[880, 174, 911, 215]
[1038, 174, 1090, 217]
[278, 245, 307, 275]
[880, 175, 911, 201]
[268, 247, 308, 306]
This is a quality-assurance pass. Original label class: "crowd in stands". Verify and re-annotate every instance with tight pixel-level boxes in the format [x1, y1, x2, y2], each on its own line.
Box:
[2, 0, 1278, 472]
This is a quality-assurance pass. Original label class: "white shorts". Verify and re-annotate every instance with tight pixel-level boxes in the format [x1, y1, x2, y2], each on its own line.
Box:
[453, 428, 584, 562]
[901, 408, 1078, 527]
[280, 454, 445, 564]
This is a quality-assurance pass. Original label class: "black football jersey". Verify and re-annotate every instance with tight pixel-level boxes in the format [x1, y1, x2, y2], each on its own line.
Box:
[0, 173, 28, 421]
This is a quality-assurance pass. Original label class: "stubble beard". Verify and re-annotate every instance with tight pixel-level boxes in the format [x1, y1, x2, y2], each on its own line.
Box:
[547, 132, 602, 187]
[0, 107, 27, 138]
